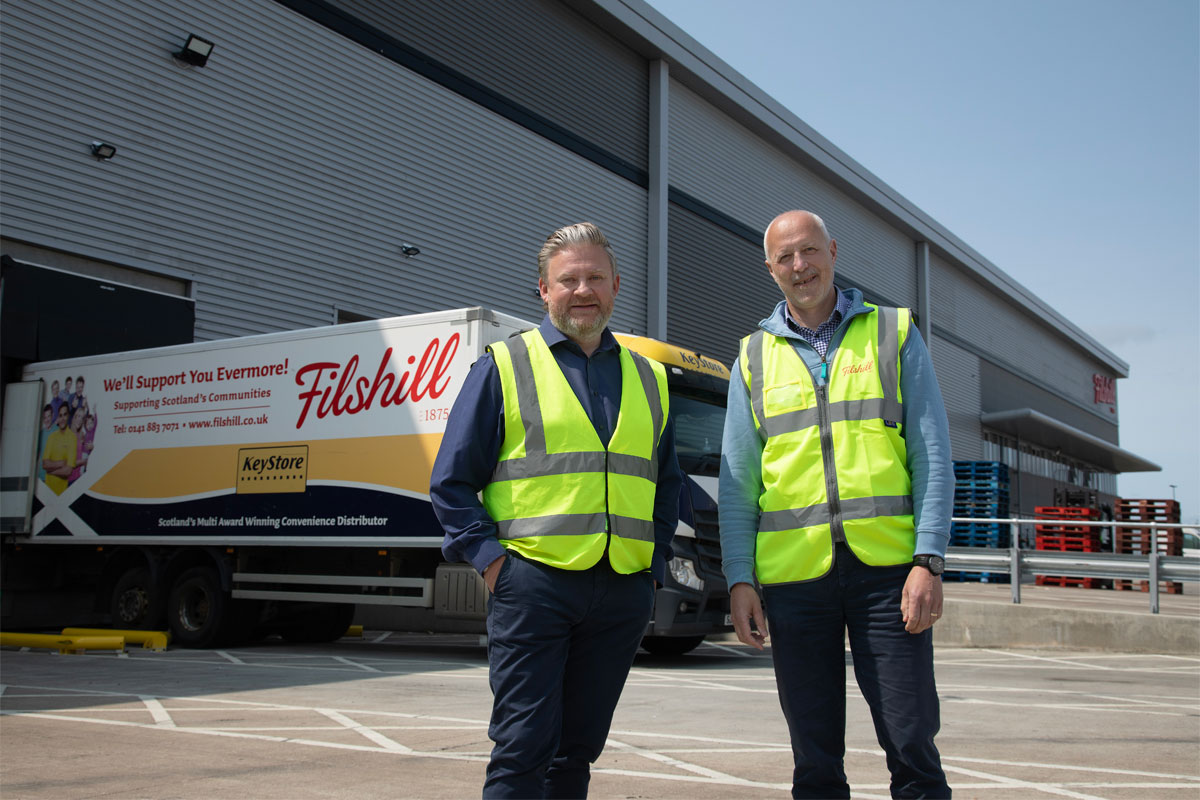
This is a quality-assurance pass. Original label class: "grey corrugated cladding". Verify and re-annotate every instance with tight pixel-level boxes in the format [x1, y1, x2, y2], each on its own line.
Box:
[929, 336, 984, 460]
[668, 79, 917, 310]
[665, 202, 770, 367]
[0, 0, 648, 339]
[330, 0, 649, 173]
[929, 250, 1118, 437]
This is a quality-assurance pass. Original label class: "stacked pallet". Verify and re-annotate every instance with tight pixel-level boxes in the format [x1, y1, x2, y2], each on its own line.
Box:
[949, 461, 1011, 583]
[1114, 498, 1183, 594]
[1034, 506, 1105, 589]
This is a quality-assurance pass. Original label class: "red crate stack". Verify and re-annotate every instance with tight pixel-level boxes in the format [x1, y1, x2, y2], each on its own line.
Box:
[1114, 499, 1182, 594]
[1034, 506, 1104, 589]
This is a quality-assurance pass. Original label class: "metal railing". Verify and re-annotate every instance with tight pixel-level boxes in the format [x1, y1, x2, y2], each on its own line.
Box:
[946, 517, 1198, 614]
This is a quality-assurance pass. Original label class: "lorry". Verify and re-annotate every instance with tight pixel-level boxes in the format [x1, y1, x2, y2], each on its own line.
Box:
[0, 307, 731, 654]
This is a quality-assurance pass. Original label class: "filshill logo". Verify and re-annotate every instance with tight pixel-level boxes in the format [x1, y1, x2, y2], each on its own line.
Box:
[841, 359, 874, 377]
[293, 334, 460, 428]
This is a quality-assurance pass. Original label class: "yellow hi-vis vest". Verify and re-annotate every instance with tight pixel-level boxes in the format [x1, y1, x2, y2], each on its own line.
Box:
[740, 304, 915, 584]
[481, 330, 669, 573]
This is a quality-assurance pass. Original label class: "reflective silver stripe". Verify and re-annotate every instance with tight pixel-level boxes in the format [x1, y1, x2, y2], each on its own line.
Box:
[877, 306, 902, 424]
[493, 451, 653, 482]
[505, 335, 546, 454]
[607, 451, 655, 482]
[758, 495, 913, 533]
[492, 451, 607, 481]
[762, 406, 818, 438]
[759, 502, 831, 533]
[628, 351, 664, 438]
[497, 513, 607, 539]
[841, 495, 913, 520]
[758, 397, 894, 437]
[609, 514, 656, 543]
[746, 331, 768, 442]
[830, 397, 890, 423]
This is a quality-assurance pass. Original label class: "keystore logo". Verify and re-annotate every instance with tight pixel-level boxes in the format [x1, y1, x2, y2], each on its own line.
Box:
[236, 445, 308, 494]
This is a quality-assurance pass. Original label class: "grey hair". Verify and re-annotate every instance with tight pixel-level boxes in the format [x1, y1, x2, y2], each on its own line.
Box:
[763, 210, 831, 258]
[537, 222, 618, 281]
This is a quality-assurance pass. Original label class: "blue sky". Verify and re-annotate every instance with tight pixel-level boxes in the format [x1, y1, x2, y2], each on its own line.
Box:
[645, 0, 1200, 523]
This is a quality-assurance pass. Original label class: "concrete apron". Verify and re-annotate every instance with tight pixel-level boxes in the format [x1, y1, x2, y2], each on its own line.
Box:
[934, 581, 1200, 655]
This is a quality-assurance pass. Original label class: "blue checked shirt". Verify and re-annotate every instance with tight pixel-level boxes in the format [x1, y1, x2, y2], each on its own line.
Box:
[784, 287, 851, 357]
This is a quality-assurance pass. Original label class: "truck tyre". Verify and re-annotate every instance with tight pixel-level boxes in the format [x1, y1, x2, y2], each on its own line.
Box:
[168, 566, 254, 648]
[641, 635, 705, 656]
[279, 603, 355, 644]
[110, 567, 162, 630]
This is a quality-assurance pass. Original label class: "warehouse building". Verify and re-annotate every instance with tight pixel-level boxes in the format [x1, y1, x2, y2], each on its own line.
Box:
[0, 0, 1157, 520]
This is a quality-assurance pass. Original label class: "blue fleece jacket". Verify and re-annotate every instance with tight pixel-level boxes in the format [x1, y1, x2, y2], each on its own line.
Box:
[718, 289, 954, 589]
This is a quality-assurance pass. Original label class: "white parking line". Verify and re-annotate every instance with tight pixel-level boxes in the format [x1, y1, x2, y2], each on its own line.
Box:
[940, 761, 1107, 799]
[316, 708, 412, 752]
[699, 641, 754, 657]
[332, 656, 381, 672]
[139, 695, 176, 728]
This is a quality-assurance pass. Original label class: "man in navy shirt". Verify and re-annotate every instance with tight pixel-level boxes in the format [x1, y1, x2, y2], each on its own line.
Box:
[430, 222, 681, 798]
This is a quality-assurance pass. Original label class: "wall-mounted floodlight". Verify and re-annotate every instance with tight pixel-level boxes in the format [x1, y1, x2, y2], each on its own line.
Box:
[175, 34, 215, 67]
[90, 141, 117, 160]
[401, 242, 421, 258]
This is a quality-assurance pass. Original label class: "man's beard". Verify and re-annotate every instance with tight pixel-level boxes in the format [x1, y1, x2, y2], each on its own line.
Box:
[549, 304, 612, 341]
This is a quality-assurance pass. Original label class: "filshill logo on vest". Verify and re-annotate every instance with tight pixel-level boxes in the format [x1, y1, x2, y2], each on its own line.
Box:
[293, 334, 460, 428]
[840, 359, 874, 377]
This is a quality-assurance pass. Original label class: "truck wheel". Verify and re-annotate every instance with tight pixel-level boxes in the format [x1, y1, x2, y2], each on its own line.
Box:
[168, 566, 239, 648]
[641, 635, 705, 656]
[279, 603, 355, 644]
[110, 567, 162, 630]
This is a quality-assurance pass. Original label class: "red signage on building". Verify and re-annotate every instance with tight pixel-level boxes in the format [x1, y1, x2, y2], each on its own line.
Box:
[1093, 374, 1116, 405]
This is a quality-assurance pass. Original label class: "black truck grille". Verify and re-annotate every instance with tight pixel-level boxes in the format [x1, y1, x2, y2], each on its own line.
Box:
[690, 508, 724, 579]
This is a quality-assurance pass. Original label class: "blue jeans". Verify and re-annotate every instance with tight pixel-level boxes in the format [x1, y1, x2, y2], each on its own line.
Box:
[762, 542, 949, 799]
[483, 553, 654, 799]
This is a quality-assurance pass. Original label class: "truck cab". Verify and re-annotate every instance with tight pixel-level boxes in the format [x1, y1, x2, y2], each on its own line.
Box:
[615, 334, 732, 655]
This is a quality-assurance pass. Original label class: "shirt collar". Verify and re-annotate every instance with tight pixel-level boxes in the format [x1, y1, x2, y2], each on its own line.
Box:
[785, 286, 848, 333]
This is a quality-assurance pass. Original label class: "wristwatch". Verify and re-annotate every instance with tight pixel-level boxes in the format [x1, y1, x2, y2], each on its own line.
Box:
[912, 554, 945, 576]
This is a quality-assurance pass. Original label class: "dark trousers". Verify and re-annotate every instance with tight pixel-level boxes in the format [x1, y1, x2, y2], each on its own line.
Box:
[483, 553, 654, 799]
[762, 542, 950, 799]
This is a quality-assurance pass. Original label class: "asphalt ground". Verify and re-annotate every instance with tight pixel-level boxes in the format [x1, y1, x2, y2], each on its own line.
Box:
[2, 628, 1197, 799]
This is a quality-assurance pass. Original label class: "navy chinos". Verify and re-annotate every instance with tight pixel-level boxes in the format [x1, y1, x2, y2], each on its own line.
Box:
[483, 553, 654, 799]
[762, 542, 949, 799]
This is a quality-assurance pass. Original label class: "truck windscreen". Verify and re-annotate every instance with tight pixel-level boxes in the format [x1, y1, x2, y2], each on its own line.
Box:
[670, 393, 725, 476]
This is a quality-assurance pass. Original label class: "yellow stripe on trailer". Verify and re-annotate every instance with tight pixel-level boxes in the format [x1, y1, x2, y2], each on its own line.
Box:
[63, 628, 170, 652]
[614, 333, 729, 379]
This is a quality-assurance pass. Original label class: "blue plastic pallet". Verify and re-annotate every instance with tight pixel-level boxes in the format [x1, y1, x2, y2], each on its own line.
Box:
[953, 507, 1010, 519]
[954, 478, 1012, 487]
[954, 488, 1011, 498]
[953, 523, 1008, 533]
[954, 460, 1009, 470]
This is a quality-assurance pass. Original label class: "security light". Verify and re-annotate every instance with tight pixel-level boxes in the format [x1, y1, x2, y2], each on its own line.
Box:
[401, 242, 421, 258]
[90, 141, 116, 160]
[176, 34, 215, 67]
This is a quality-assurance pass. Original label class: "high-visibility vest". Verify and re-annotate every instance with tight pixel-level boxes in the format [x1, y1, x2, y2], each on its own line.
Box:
[482, 330, 668, 573]
[740, 304, 914, 584]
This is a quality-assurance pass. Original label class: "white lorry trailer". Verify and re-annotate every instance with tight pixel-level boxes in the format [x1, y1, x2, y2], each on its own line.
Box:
[0, 307, 731, 653]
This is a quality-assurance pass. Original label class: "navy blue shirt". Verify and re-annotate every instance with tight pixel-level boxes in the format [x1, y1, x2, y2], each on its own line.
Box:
[430, 315, 681, 583]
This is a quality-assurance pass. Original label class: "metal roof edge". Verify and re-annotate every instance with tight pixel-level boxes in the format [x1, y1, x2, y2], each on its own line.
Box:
[981, 409, 1160, 473]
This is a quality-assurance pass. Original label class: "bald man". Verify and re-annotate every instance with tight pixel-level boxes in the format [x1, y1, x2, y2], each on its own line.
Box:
[719, 210, 953, 798]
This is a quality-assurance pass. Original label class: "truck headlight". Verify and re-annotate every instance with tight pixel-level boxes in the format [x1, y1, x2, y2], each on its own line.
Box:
[668, 557, 704, 591]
